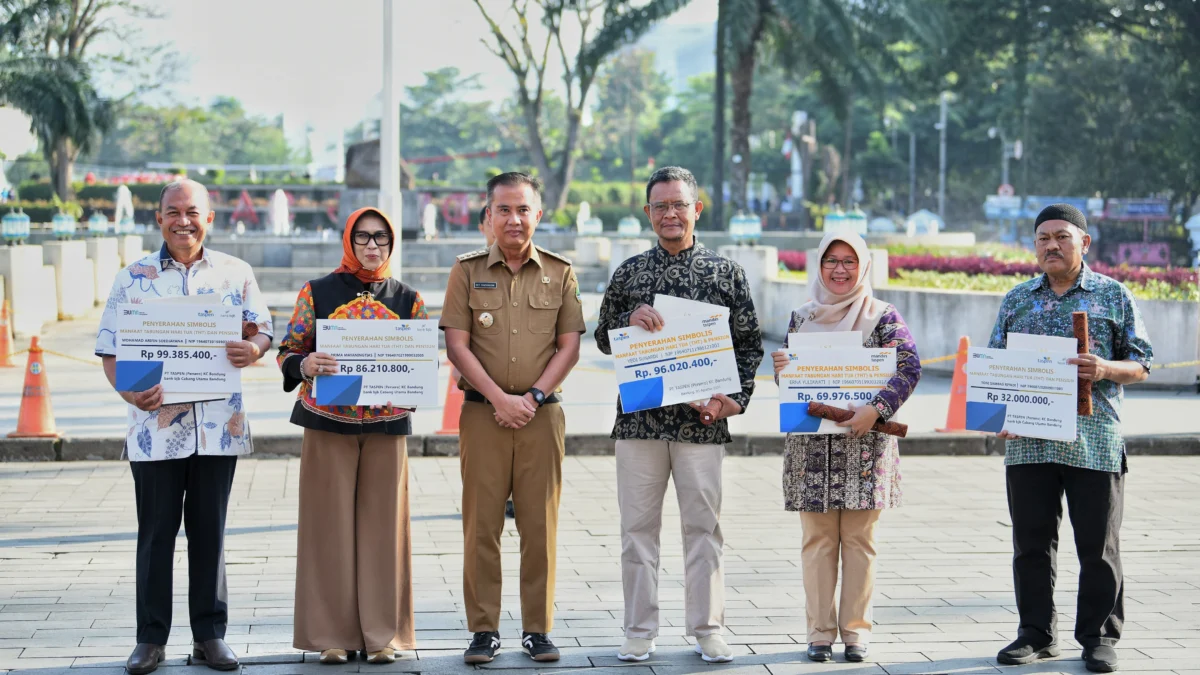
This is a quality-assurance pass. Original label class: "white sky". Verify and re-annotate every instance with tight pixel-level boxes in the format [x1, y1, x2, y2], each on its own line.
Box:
[0, 0, 718, 165]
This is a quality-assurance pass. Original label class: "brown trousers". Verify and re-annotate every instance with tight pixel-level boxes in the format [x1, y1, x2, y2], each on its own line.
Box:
[293, 429, 414, 652]
[460, 400, 565, 633]
[799, 509, 882, 645]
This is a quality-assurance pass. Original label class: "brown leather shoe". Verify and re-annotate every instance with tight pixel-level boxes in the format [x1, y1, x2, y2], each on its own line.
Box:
[126, 643, 165, 675]
[192, 639, 240, 671]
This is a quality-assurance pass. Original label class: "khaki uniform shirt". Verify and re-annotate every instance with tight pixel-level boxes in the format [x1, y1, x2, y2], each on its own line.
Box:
[440, 244, 586, 394]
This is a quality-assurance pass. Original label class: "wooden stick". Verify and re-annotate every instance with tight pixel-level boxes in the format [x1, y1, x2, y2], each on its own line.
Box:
[699, 398, 722, 425]
[806, 402, 909, 438]
[1072, 311, 1093, 416]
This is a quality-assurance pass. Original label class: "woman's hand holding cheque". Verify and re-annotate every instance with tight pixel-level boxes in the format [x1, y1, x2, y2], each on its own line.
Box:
[772, 350, 790, 375]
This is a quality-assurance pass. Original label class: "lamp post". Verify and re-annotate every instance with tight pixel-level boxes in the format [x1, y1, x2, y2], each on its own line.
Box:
[908, 131, 916, 216]
[988, 126, 1020, 188]
[935, 92, 948, 221]
[380, 0, 402, 276]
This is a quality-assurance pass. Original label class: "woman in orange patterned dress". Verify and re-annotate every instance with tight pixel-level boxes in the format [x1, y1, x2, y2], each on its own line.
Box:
[277, 208, 426, 664]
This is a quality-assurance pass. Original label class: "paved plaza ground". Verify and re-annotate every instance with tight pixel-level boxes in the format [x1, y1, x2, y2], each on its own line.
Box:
[1, 456, 1199, 675]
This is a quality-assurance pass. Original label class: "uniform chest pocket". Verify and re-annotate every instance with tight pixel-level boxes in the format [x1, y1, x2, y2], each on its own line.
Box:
[528, 293, 562, 334]
[468, 291, 502, 335]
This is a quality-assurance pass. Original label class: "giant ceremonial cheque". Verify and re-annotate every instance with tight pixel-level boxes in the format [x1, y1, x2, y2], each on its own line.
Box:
[114, 302, 241, 395]
[964, 345, 1078, 441]
[313, 318, 440, 407]
[607, 310, 741, 413]
[778, 346, 897, 433]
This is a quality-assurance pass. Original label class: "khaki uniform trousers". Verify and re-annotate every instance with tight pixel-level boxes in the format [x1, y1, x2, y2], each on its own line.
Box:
[799, 509, 882, 645]
[616, 439, 725, 639]
[293, 429, 415, 652]
[460, 400, 565, 633]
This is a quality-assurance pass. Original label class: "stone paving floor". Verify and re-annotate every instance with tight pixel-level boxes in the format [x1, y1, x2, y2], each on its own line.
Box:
[1, 456, 1198, 675]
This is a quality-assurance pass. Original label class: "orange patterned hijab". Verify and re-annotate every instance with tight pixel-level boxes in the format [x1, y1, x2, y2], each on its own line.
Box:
[333, 206, 395, 284]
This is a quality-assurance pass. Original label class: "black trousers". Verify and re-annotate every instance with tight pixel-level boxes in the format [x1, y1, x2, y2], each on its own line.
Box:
[130, 454, 237, 645]
[1006, 462, 1124, 648]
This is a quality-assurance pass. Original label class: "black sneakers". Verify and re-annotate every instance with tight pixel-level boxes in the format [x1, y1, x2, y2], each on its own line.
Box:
[997, 637, 1061, 665]
[464, 632, 500, 664]
[1083, 645, 1119, 673]
[522, 632, 560, 662]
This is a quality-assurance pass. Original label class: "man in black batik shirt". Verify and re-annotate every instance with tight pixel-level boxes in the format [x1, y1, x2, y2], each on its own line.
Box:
[595, 166, 763, 664]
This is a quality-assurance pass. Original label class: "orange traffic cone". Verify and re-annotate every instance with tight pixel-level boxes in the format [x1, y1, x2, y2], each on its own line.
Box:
[436, 365, 465, 435]
[8, 336, 62, 438]
[937, 336, 971, 433]
[0, 300, 13, 368]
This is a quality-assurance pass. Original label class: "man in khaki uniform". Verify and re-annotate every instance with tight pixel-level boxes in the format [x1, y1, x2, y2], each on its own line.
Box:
[440, 172, 585, 664]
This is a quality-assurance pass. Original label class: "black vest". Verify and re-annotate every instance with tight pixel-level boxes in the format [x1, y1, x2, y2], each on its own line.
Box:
[285, 272, 419, 435]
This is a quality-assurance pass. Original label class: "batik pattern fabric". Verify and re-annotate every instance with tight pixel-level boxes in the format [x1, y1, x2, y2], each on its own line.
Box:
[594, 241, 763, 445]
[988, 265, 1153, 472]
[781, 306, 921, 513]
[277, 280, 427, 424]
[94, 245, 273, 462]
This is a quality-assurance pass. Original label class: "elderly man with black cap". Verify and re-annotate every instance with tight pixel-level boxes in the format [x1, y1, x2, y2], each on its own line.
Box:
[988, 204, 1152, 672]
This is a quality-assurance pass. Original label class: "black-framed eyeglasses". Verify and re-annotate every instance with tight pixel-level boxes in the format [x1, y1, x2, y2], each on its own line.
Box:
[821, 257, 859, 270]
[352, 231, 392, 246]
[649, 201, 694, 215]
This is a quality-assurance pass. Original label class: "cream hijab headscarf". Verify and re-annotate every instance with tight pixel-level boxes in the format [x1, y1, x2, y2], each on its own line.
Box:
[794, 230, 889, 335]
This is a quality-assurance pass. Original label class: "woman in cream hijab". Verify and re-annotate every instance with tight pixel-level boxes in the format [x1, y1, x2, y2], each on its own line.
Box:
[771, 231, 922, 663]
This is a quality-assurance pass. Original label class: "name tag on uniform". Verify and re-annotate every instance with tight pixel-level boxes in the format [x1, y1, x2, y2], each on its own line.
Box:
[473, 282, 497, 289]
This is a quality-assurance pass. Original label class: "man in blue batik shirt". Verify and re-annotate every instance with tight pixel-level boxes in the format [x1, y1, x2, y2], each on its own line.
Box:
[989, 204, 1152, 673]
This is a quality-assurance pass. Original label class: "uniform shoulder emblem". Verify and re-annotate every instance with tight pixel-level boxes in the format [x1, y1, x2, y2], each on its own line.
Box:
[535, 245, 572, 265]
[456, 248, 490, 262]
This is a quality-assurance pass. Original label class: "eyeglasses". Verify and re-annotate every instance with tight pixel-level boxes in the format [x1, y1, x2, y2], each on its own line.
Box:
[821, 258, 859, 270]
[352, 231, 392, 246]
[649, 201, 694, 215]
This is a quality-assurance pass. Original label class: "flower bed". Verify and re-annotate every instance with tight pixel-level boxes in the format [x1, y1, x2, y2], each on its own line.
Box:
[777, 247, 1197, 302]
[889, 254, 1197, 289]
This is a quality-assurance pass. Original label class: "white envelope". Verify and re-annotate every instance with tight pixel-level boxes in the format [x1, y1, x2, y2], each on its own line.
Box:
[787, 331, 863, 349]
[653, 294, 728, 319]
[1007, 332, 1077, 355]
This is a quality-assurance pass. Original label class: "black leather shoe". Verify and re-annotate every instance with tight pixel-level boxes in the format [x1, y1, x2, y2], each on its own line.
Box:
[192, 639, 240, 671]
[806, 644, 833, 662]
[126, 643, 165, 675]
[1083, 645, 1119, 673]
[845, 644, 868, 662]
[464, 632, 500, 664]
[997, 637, 1060, 665]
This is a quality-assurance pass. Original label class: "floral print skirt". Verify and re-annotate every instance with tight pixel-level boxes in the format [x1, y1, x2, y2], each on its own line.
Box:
[783, 432, 902, 513]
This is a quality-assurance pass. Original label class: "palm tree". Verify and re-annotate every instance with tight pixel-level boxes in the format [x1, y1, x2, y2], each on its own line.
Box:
[721, 0, 932, 213]
[0, 54, 110, 198]
[0, 0, 116, 199]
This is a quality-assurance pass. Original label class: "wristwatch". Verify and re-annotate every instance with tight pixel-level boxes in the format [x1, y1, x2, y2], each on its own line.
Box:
[526, 387, 547, 407]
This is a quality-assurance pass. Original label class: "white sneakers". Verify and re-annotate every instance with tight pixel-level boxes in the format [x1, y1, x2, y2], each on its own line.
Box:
[617, 635, 733, 663]
[695, 634, 734, 663]
[617, 638, 656, 662]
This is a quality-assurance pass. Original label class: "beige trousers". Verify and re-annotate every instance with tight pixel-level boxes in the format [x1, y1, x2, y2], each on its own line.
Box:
[799, 509, 882, 645]
[616, 439, 725, 639]
[460, 401, 565, 633]
[293, 430, 414, 652]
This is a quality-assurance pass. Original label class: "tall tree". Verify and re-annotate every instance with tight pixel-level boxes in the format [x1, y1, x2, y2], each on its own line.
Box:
[591, 48, 671, 207]
[473, 0, 691, 211]
[0, 0, 163, 198]
[724, 0, 869, 212]
[710, 0, 728, 226]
